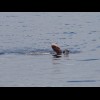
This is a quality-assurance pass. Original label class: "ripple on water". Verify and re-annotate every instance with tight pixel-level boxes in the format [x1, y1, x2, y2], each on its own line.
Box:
[88, 33, 93, 34]
[78, 58, 99, 61]
[67, 80, 97, 83]
[68, 49, 81, 54]
[96, 46, 100, 48]
[18, 21, 24, 23]
[90, 49, 96, 51]
[0, 52, 5, 55]
[73, 45, 79, 47]
[57, 16, 62, 17]
[88, 31, 97, 34]
[65, 24, 70, 25]
[63, 32, 77, 34]
[59, 37, 66, 39]
[91, 31, 97, 33]
[92, 39, 96, 41]
[0, 47, 83, 56]
[0, 48, 53, 56]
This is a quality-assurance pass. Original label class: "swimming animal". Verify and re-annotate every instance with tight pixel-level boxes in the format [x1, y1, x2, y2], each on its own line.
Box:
[63, 49, 69, 55]
[51, 43, 69, 56]
[51, 43, 62, 55]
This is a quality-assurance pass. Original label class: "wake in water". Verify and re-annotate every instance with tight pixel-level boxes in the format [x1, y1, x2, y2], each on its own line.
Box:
[0, 48, 52, 55]
[0, 43, 81, 56]
[0, 47, 81, 56]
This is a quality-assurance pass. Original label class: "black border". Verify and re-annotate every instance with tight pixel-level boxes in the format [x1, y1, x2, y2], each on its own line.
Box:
[0, 0, 100, 12]
[0, 0, 99, 98]
[0, 87, 99, 98]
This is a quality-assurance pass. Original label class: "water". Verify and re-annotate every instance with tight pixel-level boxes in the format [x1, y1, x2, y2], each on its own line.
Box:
[0, 12, 100, 87]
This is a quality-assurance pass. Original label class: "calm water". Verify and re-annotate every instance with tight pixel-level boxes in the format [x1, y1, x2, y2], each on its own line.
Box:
[0, 12, 100, 87]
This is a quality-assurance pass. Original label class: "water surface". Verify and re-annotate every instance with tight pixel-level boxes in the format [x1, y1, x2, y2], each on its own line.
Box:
[0, 12, 100, 87]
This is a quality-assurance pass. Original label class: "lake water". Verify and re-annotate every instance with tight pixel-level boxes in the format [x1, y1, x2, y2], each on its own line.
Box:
[0, 12, 100, 87]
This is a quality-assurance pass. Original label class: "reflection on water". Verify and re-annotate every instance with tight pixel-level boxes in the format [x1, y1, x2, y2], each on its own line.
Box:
[52, 54, 69, 65]
[52, 57, 62, 65]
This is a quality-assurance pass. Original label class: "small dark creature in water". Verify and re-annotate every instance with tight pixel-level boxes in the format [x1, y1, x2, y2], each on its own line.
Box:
[51, 43, 69, 57]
